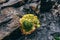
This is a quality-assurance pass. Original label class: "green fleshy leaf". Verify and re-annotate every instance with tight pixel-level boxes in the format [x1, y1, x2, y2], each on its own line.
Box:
[23, 20, 33, 32]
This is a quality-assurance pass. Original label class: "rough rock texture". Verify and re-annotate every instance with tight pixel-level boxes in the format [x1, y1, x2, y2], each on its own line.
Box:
[0, 7, 20, 40]
[0, 0, 60, 40]
[0, 0, 23, 7]
[0, 0, 7, 4]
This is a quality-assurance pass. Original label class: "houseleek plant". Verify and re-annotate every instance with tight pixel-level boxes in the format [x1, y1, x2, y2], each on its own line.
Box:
[19, 14, 40, 35]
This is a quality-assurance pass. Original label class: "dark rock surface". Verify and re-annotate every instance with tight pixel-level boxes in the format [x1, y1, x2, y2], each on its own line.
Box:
[0, 0, 60, 40]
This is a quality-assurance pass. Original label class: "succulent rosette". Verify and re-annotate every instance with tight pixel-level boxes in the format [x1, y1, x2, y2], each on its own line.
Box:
[19, 14, 40, 35]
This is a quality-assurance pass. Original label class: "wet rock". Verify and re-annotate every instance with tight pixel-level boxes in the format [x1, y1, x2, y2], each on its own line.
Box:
[40, 0, 55, 12]
[57, 0, 60, 4]
[1, 7, 23, 16]
[29, 2, 40, 12]
[0, 0, 60, 40]
[1, 0, 23, 7]
[17, 2, 40, 16]
[51, 32, 60, 40]
[58, 5, 60, 13]
[0, 15, 20, 40]
[0, 7, 21, 40]
[0, 0, 7, 4]
[0, 16, 12, 26]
